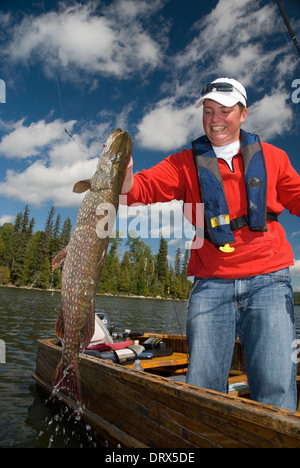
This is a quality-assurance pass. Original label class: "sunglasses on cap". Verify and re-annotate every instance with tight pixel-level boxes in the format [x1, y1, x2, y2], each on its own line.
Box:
[201, 82, 247, 102]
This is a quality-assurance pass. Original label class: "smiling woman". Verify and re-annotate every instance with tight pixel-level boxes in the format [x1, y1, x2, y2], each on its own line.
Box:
[202, 100, 248, 147]
[0, 0, 299, 285]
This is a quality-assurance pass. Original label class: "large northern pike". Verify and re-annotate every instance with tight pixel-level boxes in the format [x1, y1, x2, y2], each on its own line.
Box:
[52, 129, 132, 402]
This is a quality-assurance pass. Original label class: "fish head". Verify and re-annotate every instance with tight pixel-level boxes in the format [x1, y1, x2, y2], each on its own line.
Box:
[91, 129, 133, 191]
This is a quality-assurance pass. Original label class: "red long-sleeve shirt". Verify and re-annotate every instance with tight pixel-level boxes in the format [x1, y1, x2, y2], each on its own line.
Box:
[124, 142, 300, 278]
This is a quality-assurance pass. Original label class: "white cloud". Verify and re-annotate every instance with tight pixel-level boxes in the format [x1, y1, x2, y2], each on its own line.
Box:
[0, 215, 15, 226]
[135, 87, 294, 152]
[136, 98, 201, 151]
[0, 119, 76, 159]
[243, 90, 294, 140]
[291, 260, 300, 277]
[0, 118, 114, 208]
[134, 0, 297, 153]
[105, 0, 165, 21]
[117, 199, 195, 243]
[0, 159, 95, 208]
[0, 0, 298, 213]
[173, 0, 286, 85]
[4, 1, 166, 81]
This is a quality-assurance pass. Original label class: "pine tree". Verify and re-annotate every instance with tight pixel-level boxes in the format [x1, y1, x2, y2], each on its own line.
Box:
[0, 235, 4, 261]
[11, 206, 35, 286]
[174, 248, 182, 278]
[156, 236, 168, 282]
[59, 218, 72, 250]
[0, 204, 193, 298]
[0, 223, 14, 269]
[118, 251, 132, 294]
[181, 249, 190, 279]
[98, 238, 121, 293]
[50, 213, 61, 259]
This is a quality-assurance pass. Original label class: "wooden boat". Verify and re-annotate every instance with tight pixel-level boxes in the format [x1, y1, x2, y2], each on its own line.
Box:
[33, 328, 300, 448]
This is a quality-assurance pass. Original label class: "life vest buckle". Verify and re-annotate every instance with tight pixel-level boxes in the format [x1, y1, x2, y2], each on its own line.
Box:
[210, 214, 230, 228]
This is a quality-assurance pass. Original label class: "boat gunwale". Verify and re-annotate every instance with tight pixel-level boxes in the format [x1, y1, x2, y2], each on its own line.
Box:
[35, 337, 300, 440]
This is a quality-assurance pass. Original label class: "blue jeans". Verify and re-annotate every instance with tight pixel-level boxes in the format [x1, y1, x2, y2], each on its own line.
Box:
[186, 268, 297, 411]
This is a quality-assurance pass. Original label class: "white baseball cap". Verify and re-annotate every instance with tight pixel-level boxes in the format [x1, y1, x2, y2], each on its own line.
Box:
[195, 78, 247, 109]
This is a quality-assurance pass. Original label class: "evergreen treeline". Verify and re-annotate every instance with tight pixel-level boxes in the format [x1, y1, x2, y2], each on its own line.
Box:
[0, 206, 192, 299]
[99, 235, 192, 299]
[0, 205, 71, 290]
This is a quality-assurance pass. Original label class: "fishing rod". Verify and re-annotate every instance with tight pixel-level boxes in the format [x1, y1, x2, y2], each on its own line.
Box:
[275, 0, 300, 58]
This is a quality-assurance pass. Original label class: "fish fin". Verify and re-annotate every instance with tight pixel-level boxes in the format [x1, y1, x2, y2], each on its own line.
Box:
[80, 302, 95, 349]
[54, 309, 64, 339]
[73, 179, 91, 194]
[52, 246, 68, 270]
[53, 357, 82, 402]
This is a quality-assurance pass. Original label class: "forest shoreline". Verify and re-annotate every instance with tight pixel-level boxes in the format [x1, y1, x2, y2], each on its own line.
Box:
[1, 283, 299, 305]
[0, 283, 187, 302]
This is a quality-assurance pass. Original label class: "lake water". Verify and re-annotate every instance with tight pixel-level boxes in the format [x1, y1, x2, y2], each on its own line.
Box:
[0, 286, 299, 448]
[0, 287, 187, 448]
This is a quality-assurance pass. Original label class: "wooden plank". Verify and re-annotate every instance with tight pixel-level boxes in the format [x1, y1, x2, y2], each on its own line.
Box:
[124, 352, 189, 370]
[79, 363, 197, 448]
[35, 338, 300, 448]
[95, 358, 300, 448]
[81, 366, 228, 448]
[99, 371, 246, 448]
[98, 368, 272, 448]
[78, 356, 280, 448]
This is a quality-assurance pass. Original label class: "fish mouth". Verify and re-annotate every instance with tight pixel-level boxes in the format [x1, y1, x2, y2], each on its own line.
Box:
[105, 128, 133, 157]
[103, 128, 123, 149]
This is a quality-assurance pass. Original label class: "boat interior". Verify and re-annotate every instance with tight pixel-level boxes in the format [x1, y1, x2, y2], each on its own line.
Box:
[34, 309, 300, 448]
[71, 309, 293, 403]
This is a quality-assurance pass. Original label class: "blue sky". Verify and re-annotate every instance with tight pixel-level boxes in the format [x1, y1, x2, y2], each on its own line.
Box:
[0, 0, 300, 289]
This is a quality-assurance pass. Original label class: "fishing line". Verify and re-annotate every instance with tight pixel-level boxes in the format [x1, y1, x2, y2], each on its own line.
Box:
[64, 128, 90, 154]
[41, 2, 103, 156]
[40, 1, 111, 156]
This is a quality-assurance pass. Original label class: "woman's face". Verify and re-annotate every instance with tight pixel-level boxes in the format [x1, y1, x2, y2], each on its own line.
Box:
[203, 99, 248, 147]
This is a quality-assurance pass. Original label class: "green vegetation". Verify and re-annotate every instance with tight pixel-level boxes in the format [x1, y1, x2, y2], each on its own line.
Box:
[99, 235, 192, 299]
[294, 292, 300, 305]
[0, 205, 71, 290]
[0, 206, 192, 300]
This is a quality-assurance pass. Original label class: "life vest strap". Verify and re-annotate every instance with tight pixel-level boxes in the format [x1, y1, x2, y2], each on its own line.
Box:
[204, 212, 278, 243]
[230, 212, 278, 231]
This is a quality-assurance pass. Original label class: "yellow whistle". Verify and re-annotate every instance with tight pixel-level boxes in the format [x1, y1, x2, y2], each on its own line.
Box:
[219, 244, 235, 253]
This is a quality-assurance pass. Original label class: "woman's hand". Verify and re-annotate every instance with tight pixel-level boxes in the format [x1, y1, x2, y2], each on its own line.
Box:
[121, 156, 134, 194]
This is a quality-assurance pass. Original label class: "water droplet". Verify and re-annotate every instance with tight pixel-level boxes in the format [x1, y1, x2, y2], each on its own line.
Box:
[47, 435, 54, 448]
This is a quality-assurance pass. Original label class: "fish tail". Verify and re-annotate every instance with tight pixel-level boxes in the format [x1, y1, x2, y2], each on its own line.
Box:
[52, 357, 82, 403]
